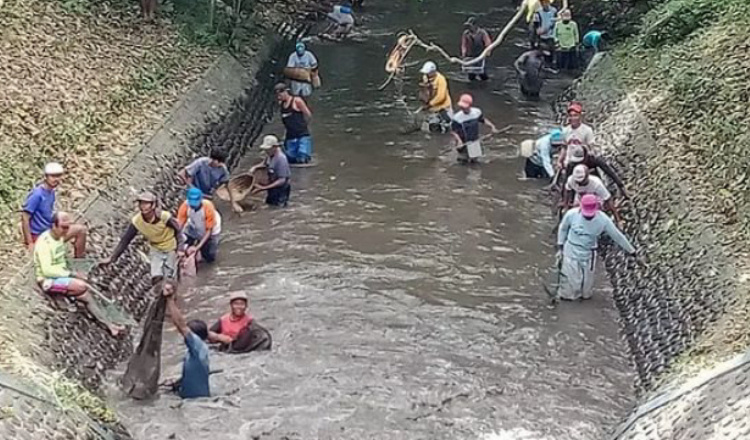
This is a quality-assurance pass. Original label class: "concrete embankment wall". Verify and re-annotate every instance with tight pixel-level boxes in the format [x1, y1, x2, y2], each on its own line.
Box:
[565, 56, 750, 439]
[0, 25, 296, 439]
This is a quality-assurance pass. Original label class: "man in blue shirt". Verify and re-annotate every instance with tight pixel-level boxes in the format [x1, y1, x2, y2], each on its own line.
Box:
[22, 162, 88, 257]
[179, 148, 240, 212]
[163, 280, 210, 399]
[525, 128, 565, 179]
[251, 135, 292, 207]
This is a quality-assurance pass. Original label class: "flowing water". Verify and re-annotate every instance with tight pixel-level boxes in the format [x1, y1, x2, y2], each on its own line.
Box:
[113, 1, 635, 438]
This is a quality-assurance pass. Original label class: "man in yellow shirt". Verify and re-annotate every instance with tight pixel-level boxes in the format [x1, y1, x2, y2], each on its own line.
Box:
[34, 212, 123, 336]
[100, 191, 185, 285]
[419, 61, 453, 133]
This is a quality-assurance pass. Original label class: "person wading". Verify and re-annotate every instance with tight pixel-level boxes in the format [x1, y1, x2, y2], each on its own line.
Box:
[285, 42, 319, 98]
[163, 280, 211, 399]
[100, 191, 185, 285]
[177, 188, 221, 264]
[449, 93, 499, 163]
[563, 164, 623, 225]
[525, 128, 565, 179]
[554, 9, 579, 71]
[514, 49, 546, 98]
[460, 17, 492, 81]
[326, 3, 355, 39]
[556, 194, 636, 301]
[178, 148, 240, 213]
[531, 0, 558, 65]
[565, 147, 630, 199]
[558, 102, 595, 168]
[275, 83, 314, 164]
[250, 135, 292, 207]
[22, 162, 87, 257]
[34, 212, 124, 336]
[419, 61, 453, 132]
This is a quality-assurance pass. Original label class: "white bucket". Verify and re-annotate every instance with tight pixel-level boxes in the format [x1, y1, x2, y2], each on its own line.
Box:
[520, 139, 535, 158]
[467, 140, 483, 159]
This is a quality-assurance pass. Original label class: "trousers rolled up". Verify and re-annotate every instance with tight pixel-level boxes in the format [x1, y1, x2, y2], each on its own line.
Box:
[557, 250, 597, 301]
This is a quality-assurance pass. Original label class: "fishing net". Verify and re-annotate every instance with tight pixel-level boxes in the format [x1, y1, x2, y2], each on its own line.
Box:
[229, 323, 272, 353]
[121, 294, 167, 400]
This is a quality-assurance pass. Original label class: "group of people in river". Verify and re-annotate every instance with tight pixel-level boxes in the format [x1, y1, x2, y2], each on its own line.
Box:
[23, 38, 329, 399]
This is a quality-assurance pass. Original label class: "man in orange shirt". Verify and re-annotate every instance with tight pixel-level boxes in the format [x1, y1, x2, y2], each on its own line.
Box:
[177, 187, 220, 263]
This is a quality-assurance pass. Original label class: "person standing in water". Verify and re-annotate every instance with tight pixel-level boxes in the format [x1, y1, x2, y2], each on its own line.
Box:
[524, 128, 566, 179]
[558, 102, 595, 168]
[286, 42, 318, 98]
[514, 49, 546, 98]
[163, 280, 211, 399]
[419, 61, 453, 132]
[275, 83, 314, 164]
[556, 194, 636, 301]
[450, 93, 498, 163]
[460, 17, 493, 81]
[250, 135, 292, 207]
[531, 0, 558, 65]
[554, 9, 579, 71]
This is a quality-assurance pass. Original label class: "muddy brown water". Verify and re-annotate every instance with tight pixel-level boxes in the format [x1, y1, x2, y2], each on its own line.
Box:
[112, 1, 635, 438]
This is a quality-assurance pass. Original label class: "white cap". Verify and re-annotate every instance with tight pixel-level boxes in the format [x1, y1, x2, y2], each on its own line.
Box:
[420, 61, 437, 75]
[572, 164, 588, 182]
[260, 135, 280, 150]
[44, 162, 64, 175]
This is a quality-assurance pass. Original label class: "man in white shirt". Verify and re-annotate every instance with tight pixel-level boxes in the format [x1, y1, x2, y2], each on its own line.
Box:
[558, 102, 595, 168]
[563, 164, 622, 225]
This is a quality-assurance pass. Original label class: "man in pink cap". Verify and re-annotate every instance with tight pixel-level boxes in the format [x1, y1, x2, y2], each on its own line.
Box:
[556, 194, 635, 301]
[450, 93, 499, 163]
[558, 102, 595, 169]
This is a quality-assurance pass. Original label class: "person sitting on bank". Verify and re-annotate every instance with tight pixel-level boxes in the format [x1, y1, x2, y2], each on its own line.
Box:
[178, 148, 240, 213]
[524, 128, 566, 179]
[250, 135, 292, 207]
[419, 61, 453, 132]
[177, 187, 220, 264]
[34, 212, 124, 336]
[460, 17, 492, 81]
[286, 42, 319, 98]
[326, 3, 355, 39]
[275, 83, 314, 165]
[556, 194, 636, 301]
[554, 9, 579, 71]
[514, 49, 546, 98]
[99, 191, 185, 285]
[163, 280, 211, 399]
[22, 162, 87, 257]
[208, 291, 271, 353]
[563, 164, 623, 225]
[450, 93, 498, 163]
[565, 147, 630, 199]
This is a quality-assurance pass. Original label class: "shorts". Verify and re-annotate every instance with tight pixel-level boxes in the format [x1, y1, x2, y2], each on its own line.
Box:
[40, 277, 74, 295]
[284, 136, 313, 163]
[525, 158, 549, 178]
[150, 248, 177, 279]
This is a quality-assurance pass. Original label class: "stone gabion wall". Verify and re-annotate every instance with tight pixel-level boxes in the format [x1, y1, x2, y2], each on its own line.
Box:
[554, 64, 737, 395]
[42, 27, 298, 392]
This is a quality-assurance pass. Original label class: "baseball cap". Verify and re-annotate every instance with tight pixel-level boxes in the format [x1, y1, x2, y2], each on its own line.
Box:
[549, 129, 564, 143]
[260, 135, 281, 150]
[44, 162, 64, 175]
[572, 164, 588, 182]
[580, 194, 598, 218]
[186, 187, 203, 208]
[458, 94, 473, 109]
[136, 191, 157, 203]
[274, 82, 289, 94]
[569, 146, 586, 163]
[229, 291, 248, 303]
[568, 102, 583, 114]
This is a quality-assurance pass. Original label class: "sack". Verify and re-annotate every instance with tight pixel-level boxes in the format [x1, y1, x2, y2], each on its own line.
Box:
[229, 322, 273, 353]
[467, 140, 483, 159]
[121, 294, 167, 400]
[520, 139, 535, 157]
[283, 67, 312, 83]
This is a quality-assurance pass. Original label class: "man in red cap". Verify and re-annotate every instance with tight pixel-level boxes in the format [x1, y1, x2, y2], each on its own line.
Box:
[558, 102, 595, 169]
[449, 93, 499, 163]
[556, 193, 636, 301]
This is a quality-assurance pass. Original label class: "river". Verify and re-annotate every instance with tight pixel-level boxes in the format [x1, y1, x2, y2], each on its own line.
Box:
[112, 0, 634, 438]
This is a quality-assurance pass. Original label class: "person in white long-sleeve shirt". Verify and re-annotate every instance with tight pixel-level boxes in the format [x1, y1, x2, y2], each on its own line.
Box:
[556, 194, 636, 301]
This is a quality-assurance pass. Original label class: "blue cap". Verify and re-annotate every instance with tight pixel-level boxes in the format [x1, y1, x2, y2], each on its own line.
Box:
[186, 187, 203, 208]
[549, 128, 564, 143]
[295, 42, 305, 52]
[340, 6, 352, 14]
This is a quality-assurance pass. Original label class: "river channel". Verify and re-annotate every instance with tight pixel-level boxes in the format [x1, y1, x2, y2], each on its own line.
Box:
[113, 0, 635, 438]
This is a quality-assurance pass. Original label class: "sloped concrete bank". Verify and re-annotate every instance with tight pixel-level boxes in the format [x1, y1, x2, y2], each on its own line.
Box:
[0, 25, 297, 439]
[561, 56, 748, 438]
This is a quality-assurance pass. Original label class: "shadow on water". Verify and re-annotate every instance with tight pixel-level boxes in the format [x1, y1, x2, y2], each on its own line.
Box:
[112, 1, 635, 438]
